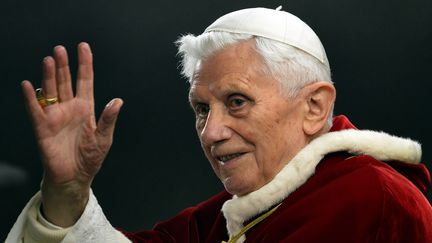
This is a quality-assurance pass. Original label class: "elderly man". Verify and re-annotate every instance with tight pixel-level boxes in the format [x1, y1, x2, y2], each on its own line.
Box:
[6, 7, 432, 243]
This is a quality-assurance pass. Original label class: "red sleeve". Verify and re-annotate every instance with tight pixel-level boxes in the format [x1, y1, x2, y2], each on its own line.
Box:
[117, 191, 230, 243]
[118, 207, 198, 242]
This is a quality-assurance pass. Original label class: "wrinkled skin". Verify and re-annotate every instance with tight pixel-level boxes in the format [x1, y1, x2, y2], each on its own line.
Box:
[21, 43, 123, 226]
[189, 41, 310, 196]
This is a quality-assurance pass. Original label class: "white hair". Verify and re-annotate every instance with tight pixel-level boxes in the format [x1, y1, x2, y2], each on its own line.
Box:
[176, 31, 334, 128]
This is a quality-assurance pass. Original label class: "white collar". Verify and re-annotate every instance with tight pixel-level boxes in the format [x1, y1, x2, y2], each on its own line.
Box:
[221, 129, 422, 241]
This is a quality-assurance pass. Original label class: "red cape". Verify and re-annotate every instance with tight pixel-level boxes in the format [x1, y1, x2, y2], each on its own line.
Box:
[120, 115, 432, 242]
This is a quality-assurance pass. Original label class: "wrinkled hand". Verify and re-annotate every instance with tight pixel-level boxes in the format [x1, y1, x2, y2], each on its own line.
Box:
[21, 43, 123, 226]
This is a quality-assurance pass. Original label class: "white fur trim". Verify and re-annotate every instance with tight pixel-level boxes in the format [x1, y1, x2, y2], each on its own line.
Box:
[222, 129, 422, 242]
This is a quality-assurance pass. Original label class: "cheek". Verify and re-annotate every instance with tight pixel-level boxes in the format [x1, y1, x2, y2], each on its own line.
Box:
[199, 140, 222, 178]
[246, 109, 285, 139]
[195, 118, 204, 133]
[245, 109, 299, 165]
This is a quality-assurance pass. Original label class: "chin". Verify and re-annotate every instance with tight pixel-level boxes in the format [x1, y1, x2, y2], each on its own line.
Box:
[223, 177, 257, 196]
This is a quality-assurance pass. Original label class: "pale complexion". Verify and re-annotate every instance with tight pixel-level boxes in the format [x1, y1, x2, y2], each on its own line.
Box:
[20, 40, 334, 227]
[189, 40, 335, 196]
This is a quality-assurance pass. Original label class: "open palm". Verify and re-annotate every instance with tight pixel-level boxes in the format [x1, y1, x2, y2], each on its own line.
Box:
[21, 43, 123, 225]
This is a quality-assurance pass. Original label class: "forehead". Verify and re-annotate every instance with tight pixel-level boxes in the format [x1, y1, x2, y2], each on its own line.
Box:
[188, 41, 268, 100]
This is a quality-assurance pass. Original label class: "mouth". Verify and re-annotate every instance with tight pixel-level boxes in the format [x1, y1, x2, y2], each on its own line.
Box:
[217, 153, 245, 164]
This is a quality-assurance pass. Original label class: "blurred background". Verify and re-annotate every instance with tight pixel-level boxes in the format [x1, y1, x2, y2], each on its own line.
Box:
[1, 0, 431, 238]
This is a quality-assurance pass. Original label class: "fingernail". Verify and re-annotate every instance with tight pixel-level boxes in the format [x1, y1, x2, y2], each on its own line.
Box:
[106, 99, 116, 108]
[54, 45, 64, 51]
[79, 42, 92, 54]
[80, 42, 89, 48]
[43, 56, 53, 63]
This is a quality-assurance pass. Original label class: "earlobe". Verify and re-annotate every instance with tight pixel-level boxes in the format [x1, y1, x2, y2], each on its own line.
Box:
[302, 82, 336, 136]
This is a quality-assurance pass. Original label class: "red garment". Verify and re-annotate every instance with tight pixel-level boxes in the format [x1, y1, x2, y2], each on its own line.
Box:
[120, 116, 432, 242]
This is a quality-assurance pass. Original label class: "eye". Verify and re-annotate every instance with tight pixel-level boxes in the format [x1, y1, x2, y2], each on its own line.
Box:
[228, 96, 247, 110]
[195, 103, 210, 118]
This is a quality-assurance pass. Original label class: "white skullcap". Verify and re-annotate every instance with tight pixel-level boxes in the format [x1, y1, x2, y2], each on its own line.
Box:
[204, 7, 328, 64]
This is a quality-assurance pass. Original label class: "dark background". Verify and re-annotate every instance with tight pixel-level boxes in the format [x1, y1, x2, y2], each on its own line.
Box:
[1, 0, 431, 239]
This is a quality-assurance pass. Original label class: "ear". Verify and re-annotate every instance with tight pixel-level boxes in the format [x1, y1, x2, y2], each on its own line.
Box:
[301, 82, 336, 136]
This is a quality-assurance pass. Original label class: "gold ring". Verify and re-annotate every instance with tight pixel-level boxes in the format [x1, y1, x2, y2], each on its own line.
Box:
[45, 97, 59, 105]
[35, 88, 59, 107]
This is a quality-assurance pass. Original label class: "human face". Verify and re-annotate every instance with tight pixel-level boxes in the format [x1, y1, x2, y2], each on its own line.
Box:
[189, 41, 309, 196]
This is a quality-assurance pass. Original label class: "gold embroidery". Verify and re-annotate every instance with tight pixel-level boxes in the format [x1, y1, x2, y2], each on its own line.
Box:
[222, 202, 282, 243]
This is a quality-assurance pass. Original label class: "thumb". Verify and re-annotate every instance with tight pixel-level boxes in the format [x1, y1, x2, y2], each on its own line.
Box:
[95, 98, 124, 145]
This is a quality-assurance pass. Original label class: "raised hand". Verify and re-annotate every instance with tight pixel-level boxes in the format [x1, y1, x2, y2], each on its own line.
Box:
[21, 43, 123, 226]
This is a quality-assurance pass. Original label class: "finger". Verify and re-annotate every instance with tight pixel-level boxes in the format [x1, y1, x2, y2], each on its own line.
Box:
[41, 56, 58, 100]
[95, 98, 124, 146]
[54, 45, 73, 101]
[21, 80, 45, 122]
[76, 42, 94, 100]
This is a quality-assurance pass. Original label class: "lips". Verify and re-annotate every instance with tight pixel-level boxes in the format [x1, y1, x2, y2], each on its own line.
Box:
[217, 153, 244, 163]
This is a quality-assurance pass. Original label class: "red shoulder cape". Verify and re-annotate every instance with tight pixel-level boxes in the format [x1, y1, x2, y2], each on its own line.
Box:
[120, 115, 432, 242]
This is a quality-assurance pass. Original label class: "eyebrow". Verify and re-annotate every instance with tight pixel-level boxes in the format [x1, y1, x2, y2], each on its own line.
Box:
[188, 77, 252, 104]
[192, 72, 200, 82]
[219, 80, 252, 97]
[188, 88, 199, 105]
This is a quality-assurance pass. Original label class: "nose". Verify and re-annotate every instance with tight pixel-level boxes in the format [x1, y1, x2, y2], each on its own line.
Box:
[200, 107, 232, 146]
